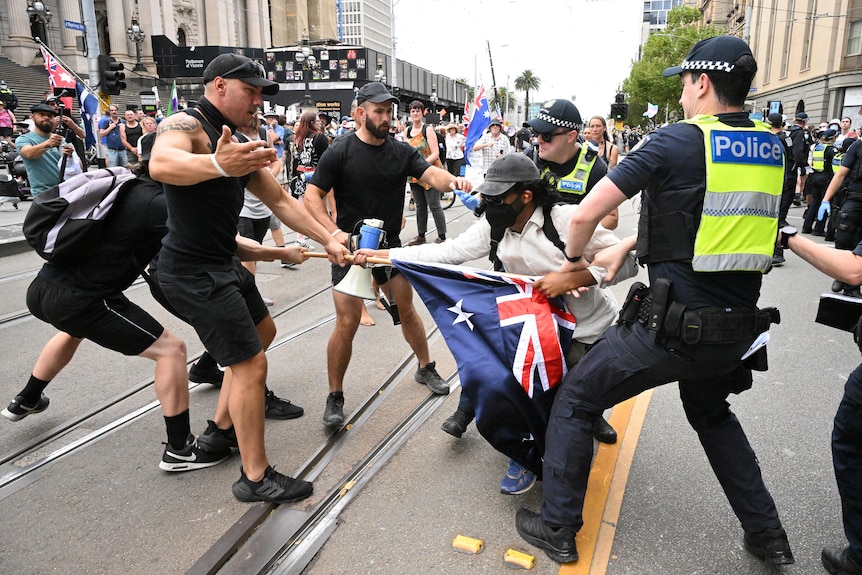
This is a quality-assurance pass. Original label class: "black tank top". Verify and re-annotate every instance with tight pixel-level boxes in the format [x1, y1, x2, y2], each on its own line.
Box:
[124, 122, 143, 147]
[158, 99, 249, 273]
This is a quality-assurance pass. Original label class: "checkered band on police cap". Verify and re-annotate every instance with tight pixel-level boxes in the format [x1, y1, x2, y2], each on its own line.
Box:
[680, 60, 735, 74]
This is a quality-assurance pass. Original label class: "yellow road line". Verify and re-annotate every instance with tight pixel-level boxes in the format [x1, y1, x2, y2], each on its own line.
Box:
[559, 389, 654, 575]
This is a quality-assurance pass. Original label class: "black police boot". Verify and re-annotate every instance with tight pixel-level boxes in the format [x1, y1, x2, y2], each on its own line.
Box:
[743, 527, 795, 565]
[441, 408, 473, 438]
[593, 415, 618, 444]
[515, 508, 578, 564]
[822, 546, 862, 575]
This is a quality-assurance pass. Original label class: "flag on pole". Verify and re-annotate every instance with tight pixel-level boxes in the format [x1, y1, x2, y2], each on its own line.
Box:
[76, 82, 99, 148]
[391, 260, 576, 473]
[463, 87, 491, 165]
[167, 81, 179, 116]
[644, 102, 659, 119]
[40, 46, 76, 109]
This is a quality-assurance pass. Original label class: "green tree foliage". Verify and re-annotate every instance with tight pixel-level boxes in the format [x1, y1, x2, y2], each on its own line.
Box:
[514, 70, 541, 120]
[456, 78, 474, 104]
[621, 6, 721, 126]
[491, 86, 516, 117]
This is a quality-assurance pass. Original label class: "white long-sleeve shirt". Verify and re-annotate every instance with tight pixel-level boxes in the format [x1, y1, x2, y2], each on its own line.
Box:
[390, 203, 638, 344]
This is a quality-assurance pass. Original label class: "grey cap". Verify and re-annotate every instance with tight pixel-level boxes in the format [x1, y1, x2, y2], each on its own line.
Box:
[357, 82, 398, 105]
[475, 154, 540, 197]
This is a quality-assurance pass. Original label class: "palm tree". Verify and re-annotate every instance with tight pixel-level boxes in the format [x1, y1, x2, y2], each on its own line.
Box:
[514, 70, 541, 120]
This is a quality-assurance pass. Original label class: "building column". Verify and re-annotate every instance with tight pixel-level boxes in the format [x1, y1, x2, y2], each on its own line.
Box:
[58, 1, 82, 51]
[105, 0, 129, 58]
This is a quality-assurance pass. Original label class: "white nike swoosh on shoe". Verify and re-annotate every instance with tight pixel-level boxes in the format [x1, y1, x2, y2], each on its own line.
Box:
[165, 450, 197, 462]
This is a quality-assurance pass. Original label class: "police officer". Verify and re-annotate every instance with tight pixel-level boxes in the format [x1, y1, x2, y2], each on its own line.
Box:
[526, 101, 606, 198]
[769, 112, 795, 265]
[514, 36, 793, 566]
[820, 136, 862, 297]
[802, 129, 839, 236]
[781, 230, 862, 575]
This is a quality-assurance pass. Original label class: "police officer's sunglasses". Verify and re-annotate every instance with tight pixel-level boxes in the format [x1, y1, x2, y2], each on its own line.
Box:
[535, 128, 572, 143]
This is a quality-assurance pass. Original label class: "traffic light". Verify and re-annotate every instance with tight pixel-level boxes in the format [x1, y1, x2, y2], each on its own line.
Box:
[98, 54, 126, 95]
[610, 103, 628, 122]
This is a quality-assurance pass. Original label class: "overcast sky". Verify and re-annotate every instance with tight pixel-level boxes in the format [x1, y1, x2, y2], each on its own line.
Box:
[392, 0, 645, 120]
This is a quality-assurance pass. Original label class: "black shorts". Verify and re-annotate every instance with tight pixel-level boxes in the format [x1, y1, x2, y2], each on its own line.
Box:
[331, 263, 401, 287]
[157, 259, 268, 366]
[237, 216, 270, 244]
[27, 275, 164, 356]
[0, 127, 12, 137]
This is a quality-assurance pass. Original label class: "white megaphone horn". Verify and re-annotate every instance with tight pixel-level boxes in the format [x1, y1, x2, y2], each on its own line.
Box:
[334, 265, 377, 300]
[334, 218, 385, 300]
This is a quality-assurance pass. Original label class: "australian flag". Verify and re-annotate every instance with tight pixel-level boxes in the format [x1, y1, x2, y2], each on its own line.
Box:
[463, 89, 491, 166]
[77, 82, 99, 148]
[392, 260, 576, 474]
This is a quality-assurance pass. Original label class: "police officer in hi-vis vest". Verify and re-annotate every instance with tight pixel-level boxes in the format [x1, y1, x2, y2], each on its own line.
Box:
[524, 100, 617, 230]
[514, 36, 794, 567]
[821, 136, 862, 298]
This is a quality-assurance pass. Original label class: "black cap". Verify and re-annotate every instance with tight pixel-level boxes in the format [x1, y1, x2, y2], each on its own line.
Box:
[475, 154, 540, 197]
[30, 103, 57, 115]
[525, 99, 583, 133]
[767, 113, 784, 128]
[139, 132, 156, 161]
[356, 82, 398, 105]
[822, 129, 838, 139]
[795, 112, 808, 121]
[202, 54, 278, 96]
[662, 36, 754, 78]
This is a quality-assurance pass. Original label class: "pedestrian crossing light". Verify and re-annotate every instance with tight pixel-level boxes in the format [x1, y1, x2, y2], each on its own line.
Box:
[611, 93, 628, 122]
[98, 54, 126, 96]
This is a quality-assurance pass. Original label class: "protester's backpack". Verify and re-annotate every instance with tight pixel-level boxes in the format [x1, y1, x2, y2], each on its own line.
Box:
[423, 124, 446, 162]
[23, 167, 136, 265]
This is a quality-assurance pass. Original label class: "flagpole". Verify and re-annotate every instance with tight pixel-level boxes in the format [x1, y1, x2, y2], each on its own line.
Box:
[36, 39, 110, 110]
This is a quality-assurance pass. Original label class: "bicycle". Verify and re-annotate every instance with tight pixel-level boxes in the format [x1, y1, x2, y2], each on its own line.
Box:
[440, 189, 456, 210]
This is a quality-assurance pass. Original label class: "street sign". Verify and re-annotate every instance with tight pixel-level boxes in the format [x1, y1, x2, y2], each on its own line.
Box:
[64, 20, 86, 32]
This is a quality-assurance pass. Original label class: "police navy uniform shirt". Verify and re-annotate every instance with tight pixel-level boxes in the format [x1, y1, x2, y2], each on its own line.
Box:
[310, 133, 430, 247]
[842, 139, 862, 194]
[606, 112, 763, 310]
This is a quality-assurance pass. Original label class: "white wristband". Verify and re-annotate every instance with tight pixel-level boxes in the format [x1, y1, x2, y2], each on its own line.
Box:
[331, 228, 343, 237]
[210, 154, 230, 178]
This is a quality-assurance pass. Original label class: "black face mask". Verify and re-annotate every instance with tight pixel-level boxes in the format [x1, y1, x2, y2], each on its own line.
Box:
[484, 195, 524, 230]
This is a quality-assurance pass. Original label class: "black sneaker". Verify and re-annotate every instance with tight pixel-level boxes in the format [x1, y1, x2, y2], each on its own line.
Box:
[415, 361, 450, 395]
[188, 362, 224, 387]
[323, 392, 345, 429]
[232, 465, 313, 504]
[441, 408, 473, 438]
[159, 434, 231, 472]
[2, 394, 49, 422]
[265, 389, 304, 420]
[197, 420, 238, 452]
[743, 527, 795, 565]
[515, 508, 578, 563]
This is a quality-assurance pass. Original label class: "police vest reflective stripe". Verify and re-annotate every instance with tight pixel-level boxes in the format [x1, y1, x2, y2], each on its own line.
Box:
[682, 115, 784, 273]
[542, 144, 597, 200]
[833, 152, 844, 167]
[812, 144, 826, 172]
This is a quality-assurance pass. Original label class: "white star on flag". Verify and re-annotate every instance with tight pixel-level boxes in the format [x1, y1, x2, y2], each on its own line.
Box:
[448, 299, 474, 331]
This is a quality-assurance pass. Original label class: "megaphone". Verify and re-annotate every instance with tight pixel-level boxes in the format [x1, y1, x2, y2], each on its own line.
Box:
[333, 265, 377, 300]
[333, 218, 385, 300]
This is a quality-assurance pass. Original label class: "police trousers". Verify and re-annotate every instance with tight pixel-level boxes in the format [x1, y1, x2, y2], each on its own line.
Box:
[834, 363, 862, 563]
[540, 320, 783, 534]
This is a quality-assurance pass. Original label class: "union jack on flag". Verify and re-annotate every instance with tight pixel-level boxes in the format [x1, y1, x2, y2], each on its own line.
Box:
[391, 260, 576, 474]
[41, 46, 75, 109]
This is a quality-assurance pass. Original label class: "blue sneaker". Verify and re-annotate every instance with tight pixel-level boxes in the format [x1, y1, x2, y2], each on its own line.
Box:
[500, 459, 536, 495]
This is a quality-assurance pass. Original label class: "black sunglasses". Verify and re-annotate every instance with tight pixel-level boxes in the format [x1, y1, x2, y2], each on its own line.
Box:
[536, 128, 572, 143]
[482, 184, 523, 205]
[220, 60, 266, 80]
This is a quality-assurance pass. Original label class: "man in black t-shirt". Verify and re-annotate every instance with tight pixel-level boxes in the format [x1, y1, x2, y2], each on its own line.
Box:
[304, 82, 472, 430]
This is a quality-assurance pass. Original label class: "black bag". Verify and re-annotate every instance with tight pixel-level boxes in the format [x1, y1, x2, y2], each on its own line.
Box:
[23, 167, 136, 265]
[423, 124, 446, 162]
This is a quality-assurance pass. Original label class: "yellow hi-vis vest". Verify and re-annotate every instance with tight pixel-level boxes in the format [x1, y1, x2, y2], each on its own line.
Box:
[542, 143, 598, 202]
[683, 115, 784, 273]
[812, 144, 826, 172]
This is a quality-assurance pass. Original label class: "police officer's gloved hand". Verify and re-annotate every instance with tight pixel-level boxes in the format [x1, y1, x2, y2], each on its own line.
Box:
[818, 200, 831, 221]
[456, 189, 480, 211]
